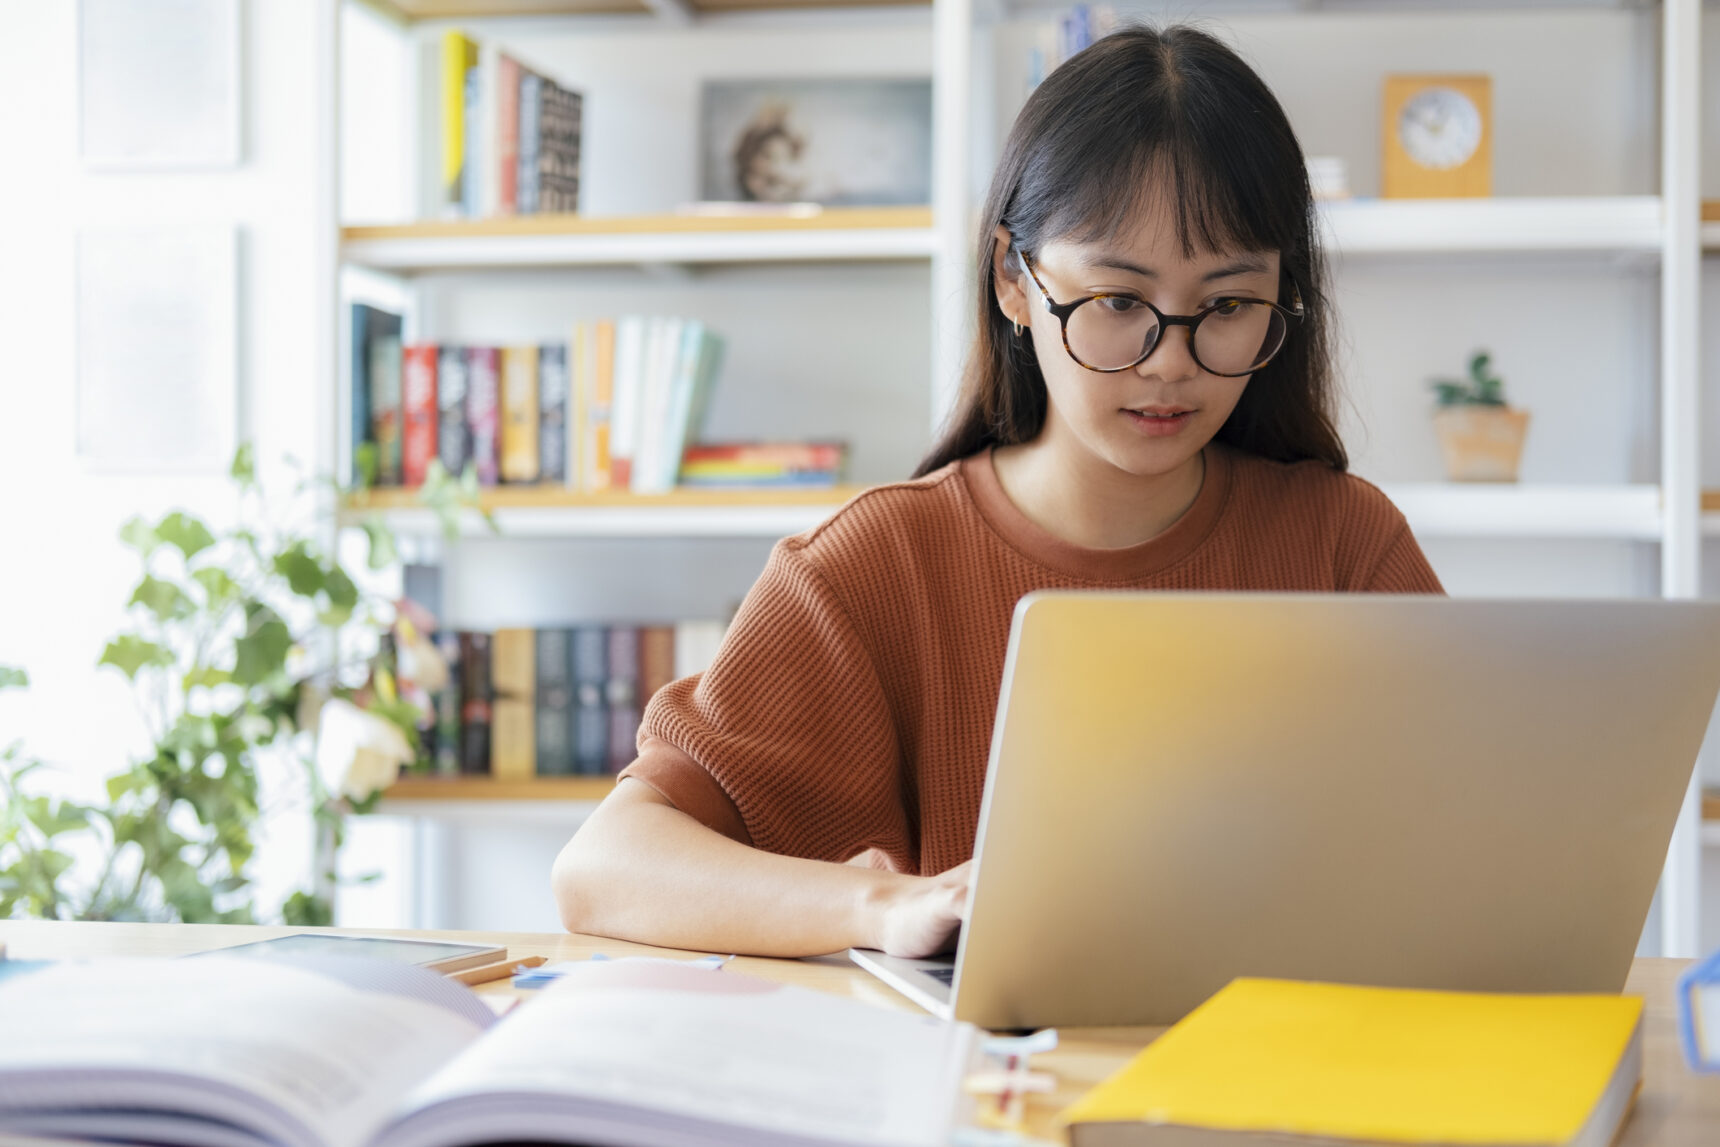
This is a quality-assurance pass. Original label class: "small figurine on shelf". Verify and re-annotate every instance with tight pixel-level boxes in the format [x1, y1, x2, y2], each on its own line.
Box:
[1429, 350, 1530, 482]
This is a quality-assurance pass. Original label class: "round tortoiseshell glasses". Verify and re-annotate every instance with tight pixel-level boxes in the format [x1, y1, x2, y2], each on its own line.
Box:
[1016, 248, 1303, 377]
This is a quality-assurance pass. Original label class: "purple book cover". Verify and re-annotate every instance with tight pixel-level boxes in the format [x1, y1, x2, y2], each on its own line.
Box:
[465, 347, 501, 486]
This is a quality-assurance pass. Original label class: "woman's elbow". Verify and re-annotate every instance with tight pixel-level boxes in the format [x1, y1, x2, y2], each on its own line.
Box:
[551, 834, 594, 934]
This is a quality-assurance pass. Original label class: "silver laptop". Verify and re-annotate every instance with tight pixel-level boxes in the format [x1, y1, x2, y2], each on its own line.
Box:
[849, 593, 1720, 1029]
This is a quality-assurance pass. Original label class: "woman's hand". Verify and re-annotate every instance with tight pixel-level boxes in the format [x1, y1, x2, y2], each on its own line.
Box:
[871, 860, 973, 958]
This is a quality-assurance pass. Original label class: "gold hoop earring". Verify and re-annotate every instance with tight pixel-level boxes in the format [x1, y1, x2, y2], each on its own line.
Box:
[1011, 319, 1023, 337]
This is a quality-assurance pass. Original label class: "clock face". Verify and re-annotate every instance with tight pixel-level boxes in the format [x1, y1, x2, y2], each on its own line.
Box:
[1397, 87, 1483, 171]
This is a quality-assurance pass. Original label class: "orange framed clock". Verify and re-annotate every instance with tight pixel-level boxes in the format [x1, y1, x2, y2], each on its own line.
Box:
[1382, 74, 1492, 198]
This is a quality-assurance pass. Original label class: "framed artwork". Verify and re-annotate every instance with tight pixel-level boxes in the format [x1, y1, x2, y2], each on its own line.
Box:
[76, 226, 237, 472]
[700, 78, 932, 207]
[78, 0, 242, 170]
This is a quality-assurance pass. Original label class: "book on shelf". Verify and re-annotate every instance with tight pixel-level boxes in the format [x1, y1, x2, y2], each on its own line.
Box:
[573, 319, 614, 491]
[457, 631, 493, 775]
[352, 321, 843, 496]
[572, 626, 608, 775]
[440, 31, 479, 219]
[535, 627, 576, 776]
[437, 345, 470, 478]
[539, 342, 570, 484]
[410, 619, 726, 780]
[402, 344, 439, 487]
[680, 442, 849, 488]
[0, 955, 981, 1147]
[350, 303, 402, 486]
[466, 346, 501, 486]
[438, 31, 582, 220]
[1058, 977, 1643, 1147]
[500, 344, 541, 483]
[490, 627, 536, 782]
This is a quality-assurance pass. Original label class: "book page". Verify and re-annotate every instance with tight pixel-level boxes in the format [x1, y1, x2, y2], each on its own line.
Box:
[0, 957, 489, 1147]
[382, 962, 976, 1147]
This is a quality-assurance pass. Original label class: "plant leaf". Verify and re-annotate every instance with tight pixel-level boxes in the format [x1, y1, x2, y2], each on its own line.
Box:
[119, 516, 159, 555]
[183, 667, 233, 691]
[362, 520, 397, 571]
[0, 666, 27, 690]
[99, 636, 176, 680]
[273, 543, 325, 598]
[191, 567, 240, 608]
[230, 442, 257, 487]
[155, 512, 216, 561]
[129, 575, 196, 622]
[232, 609, 293, 686]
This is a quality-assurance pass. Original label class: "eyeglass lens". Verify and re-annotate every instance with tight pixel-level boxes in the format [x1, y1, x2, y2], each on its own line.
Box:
[1066, 298, 1288, 375]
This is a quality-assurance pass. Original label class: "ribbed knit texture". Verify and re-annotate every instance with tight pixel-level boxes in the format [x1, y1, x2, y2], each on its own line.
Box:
[621, 443, 1444, 876]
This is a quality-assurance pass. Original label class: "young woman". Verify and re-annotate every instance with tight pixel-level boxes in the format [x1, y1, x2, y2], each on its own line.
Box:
[552, 25, 1442, 958]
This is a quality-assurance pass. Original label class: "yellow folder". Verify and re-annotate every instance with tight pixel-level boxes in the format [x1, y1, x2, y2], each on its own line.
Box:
[1059, 978, 1642, 1146]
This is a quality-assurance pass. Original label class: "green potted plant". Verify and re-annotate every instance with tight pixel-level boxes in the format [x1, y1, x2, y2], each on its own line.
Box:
[0, 447, 479, 924]
[1429, 351, 1531, 482]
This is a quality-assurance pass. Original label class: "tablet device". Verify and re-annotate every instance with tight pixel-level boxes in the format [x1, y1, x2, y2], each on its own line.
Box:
[204, 933, 506, 974]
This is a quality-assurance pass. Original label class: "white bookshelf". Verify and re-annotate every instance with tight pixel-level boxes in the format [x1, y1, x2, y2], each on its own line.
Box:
[340, 209, 939, 272]
[330, 0, 1714, 943]
[1321, 197, 1662, 257]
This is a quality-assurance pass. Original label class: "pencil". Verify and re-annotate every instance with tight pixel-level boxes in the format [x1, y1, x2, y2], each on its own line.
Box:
[449, 955, 547, 986]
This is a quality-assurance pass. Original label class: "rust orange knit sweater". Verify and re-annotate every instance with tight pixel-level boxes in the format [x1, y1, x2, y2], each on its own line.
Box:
[620, 444, 1444, 876]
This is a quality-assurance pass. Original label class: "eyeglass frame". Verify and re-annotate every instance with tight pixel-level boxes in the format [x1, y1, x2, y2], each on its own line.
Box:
[1014, 246, 1305, 378]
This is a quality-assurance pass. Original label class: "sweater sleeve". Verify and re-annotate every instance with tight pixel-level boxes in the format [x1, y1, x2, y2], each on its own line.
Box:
[1364, 523, 1445, 594]
[617, 539, 913, 866]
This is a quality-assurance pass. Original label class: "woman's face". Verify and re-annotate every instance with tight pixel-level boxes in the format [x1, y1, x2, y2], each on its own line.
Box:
[993, 206, 1282, 484]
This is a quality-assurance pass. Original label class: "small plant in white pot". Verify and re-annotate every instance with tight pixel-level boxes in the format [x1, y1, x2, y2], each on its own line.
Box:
[1429, 351, 1530, 482]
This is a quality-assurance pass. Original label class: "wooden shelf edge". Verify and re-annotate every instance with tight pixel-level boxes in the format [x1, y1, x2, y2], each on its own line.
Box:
[342, 207, 932, 242]
[343, 484, 869, 513]
[383, 776, 618, 801]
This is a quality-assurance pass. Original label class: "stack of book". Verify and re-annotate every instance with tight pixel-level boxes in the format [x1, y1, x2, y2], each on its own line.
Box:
[424, 621, 727, 779]
[352, 305, 848, 493]
[679, 443, 848, 488]
[442, 31, 582, 219]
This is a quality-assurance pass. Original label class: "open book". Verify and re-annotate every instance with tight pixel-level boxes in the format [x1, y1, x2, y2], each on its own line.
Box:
[0, 953, 979, 1147]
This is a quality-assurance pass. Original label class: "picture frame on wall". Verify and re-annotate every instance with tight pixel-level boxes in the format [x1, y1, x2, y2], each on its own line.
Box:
[699, 78, 933, 207]
[78, 0, 242, 170]
[76, 226, 237, 472]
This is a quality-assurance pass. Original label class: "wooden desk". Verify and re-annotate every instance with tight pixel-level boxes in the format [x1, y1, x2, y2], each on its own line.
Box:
[4, 920, 1720, 1145]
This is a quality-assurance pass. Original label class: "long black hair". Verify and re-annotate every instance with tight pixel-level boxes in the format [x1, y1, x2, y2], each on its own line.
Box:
[914, 24, 1345, 477]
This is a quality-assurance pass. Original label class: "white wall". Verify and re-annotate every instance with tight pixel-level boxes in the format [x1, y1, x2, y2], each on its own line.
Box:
[0, 0, 334, 919]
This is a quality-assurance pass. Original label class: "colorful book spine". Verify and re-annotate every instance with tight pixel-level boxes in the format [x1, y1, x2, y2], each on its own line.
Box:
[605, 628, 641, 773]
[496, 53, 521, 216]
[571, 626, 609, 776]
[440, 31, 479, 218]
[465, 347, 501, 486]
[639, 625, 677, 715]
[500, 345, 541, 483]
[436, 345, 471, 479]
[433, 631, 462, 777]
[402, 345, 439, 487]
[656, 325, 722, 494]
[349, 303, 400, 486]
[679, 442, 847, 487]
[536, 78, 583, 214]
[490, 628, 536, 782]
[630, 317, 683, 494]
[457, 631, 493, 775]
[535, 628, 576, 776]
[608, 316, 646, 489]
[517, 72, 542, 215]
[538, 342, 570, 485]
[369, 328, 404, 486]
[578, 319, 616, 492]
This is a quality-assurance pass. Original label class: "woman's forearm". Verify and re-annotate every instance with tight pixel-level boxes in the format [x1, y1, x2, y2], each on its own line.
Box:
[552, 778, 916, 958]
